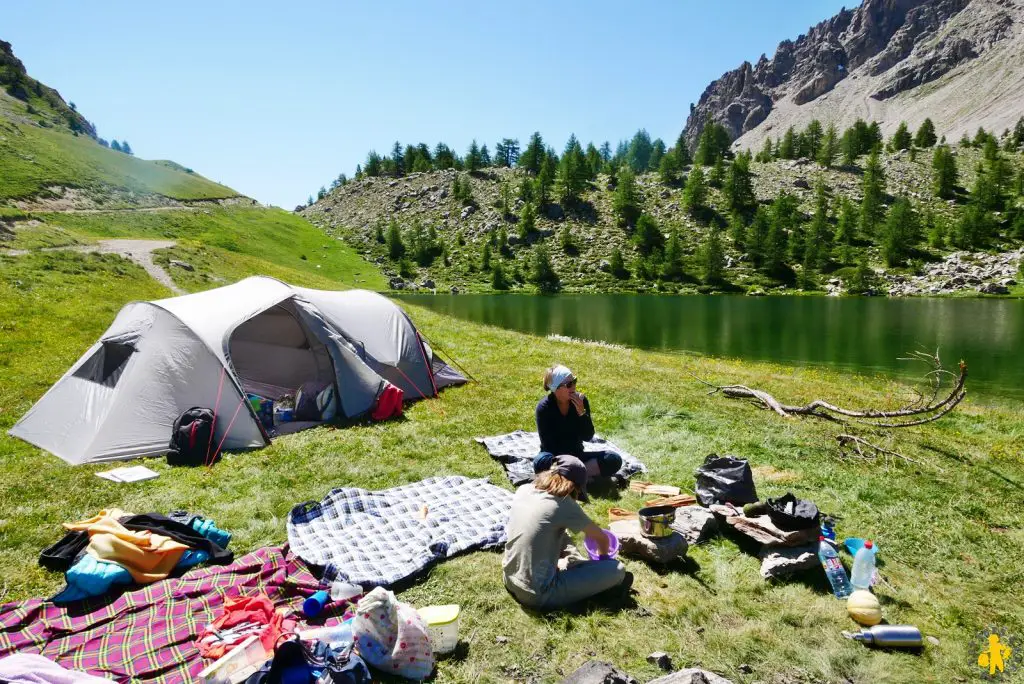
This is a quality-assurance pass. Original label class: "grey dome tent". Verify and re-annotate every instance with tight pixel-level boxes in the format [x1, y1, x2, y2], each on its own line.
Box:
[9, 276, 466, 465]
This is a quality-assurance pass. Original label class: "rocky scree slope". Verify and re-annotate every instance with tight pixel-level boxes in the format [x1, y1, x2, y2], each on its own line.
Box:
[301, 149, 1022, 296]
[685, 0, 1024, 152]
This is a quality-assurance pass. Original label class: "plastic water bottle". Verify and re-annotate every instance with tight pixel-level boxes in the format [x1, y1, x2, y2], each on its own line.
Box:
[818, 536, 852, 598]
[850, 540, 876, 590]
[297, 620, 354, 648]
[330, 580, 362, 602]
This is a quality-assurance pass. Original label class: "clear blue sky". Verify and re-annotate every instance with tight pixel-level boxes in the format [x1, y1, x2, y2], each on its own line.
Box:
[5, 1, 854, 209]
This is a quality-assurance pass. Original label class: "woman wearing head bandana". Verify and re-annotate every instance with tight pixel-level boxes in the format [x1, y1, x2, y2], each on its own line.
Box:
[532, 365, 622, 483]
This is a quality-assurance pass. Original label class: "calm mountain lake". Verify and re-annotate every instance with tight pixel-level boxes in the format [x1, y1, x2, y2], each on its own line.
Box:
[399, 294, 1024, 402]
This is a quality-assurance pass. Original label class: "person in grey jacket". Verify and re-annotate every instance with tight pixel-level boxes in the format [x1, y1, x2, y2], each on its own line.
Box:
[503, 455, 631, 609]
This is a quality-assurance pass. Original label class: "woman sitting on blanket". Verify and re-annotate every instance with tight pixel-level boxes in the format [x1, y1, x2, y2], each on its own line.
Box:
[533, 365, 622, 484]
[503, 454, 631, 609]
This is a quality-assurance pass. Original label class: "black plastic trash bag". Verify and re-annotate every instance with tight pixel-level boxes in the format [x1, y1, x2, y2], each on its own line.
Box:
[766, 492, 820, 530]
[694, 454, 758, 506]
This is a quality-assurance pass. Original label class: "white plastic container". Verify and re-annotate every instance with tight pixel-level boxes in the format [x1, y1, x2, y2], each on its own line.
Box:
[416, 604, 461, 655]
[850, 540, 877, 590]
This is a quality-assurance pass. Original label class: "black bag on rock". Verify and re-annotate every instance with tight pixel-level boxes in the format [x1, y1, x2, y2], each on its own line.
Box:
[168, 407, 218, 467]
[694, 454, 758, 506]
[766, 492, 820, 530]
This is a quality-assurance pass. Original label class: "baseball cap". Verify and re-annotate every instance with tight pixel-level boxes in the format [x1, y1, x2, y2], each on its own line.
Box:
[551, 454, 589, 502]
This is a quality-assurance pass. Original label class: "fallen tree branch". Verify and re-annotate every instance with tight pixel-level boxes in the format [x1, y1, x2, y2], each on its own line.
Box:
[836, 434, 917, 464]
[693, 357, 967, 429]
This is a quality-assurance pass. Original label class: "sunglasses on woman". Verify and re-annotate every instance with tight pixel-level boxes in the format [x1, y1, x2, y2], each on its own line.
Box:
[560, 379, 577, 389]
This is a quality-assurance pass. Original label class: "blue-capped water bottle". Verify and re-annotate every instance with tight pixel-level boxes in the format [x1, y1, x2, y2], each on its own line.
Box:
[818, 536, 852, 598]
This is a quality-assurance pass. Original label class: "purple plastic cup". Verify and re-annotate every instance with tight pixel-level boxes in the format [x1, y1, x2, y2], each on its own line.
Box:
[583, 529, 619, 560]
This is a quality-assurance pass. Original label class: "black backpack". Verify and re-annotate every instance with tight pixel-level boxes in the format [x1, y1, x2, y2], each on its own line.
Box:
[168, 407, 218, 467]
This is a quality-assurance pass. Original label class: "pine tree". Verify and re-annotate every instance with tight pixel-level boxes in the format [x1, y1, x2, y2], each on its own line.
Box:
[498, 182, 513, 220]
[658, 152, 680, 186]
[111, 140, 122, 152]
[803, 120, 824, 159]
[799, 247, 817, 290]
[700, 226, 725, 284]
[627, 129, 654, 172]
[433, 143, 456, 169]
[840, 128, 859, 166]
[612, 165, 641, 227]
[728, 212, 746, 250]
[881, 197, 917, 266]
[674, 131, 692, 167]
[683, 165, 707, 216]
[497, 226, 510, 257]
[518, 176, 535, 205]
[121, 141, 133, 156]
[585, 143, 602, 179]
[847, 257, 876, 295]
[365, 150, 383, 176]
[600, 141, 612, 163]
[555, 134, 587, 206]
[374, 221, 385, 243]
[932, 145, 958, 199]
[745, 206, 770, 268]
[535, 154, 555, 205]
[560, 224, 576, 254]
[1013, 116, 1024, 148]
[694, 121, 731, 165]
[778, 127, 797, 159]
[927, 210, 946, 248]
[633, 214, 664, 256]
[480, 143, 492, 167]
[914, 118, 937, 148]
[756, 136, 774, 163]
[890, 122, 912, 151]
[648, 139, 666, 171]
[520, 132, 545, 175]
[491, 261, 509, 290]
[609, 247, 629, 279]
[386, 219, 405, 260]
[466, 140, 482, 172]
[860, 147, 886, 238]
[529, 245, 560, 291]
[519, 202, 537, 238]
[724, 152, 755, 214]
[481, 241, 492, 271]
[809, 180, 832, 269]
[818, 123, 838, 168]
[708, 157, 726, 188]
[834, 197, 858, 261]
[973, 127, 992, 148]
[867, 122, 883, 149]
[661, 229, 685, 281]
[765, 193, 798, 275]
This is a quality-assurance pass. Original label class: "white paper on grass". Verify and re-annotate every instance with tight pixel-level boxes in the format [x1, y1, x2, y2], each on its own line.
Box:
[95, 465, 160, 483]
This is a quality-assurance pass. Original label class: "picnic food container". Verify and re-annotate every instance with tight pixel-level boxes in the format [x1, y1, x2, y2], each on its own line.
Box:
[417, 604, 461, 655]
[638, 505, 676, 538]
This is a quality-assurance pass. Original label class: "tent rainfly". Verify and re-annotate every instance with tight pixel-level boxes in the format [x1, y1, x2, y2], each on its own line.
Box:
[9, 276, 466, 465]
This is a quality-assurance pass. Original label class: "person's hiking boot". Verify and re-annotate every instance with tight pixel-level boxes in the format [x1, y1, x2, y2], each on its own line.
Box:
[619, 571, 634, 594]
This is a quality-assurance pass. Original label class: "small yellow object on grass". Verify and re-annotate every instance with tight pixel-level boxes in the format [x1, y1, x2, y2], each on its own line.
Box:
[847, 589, 882, 626]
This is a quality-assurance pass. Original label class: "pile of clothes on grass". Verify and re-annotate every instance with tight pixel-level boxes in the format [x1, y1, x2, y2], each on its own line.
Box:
[39, 508, 233, 603]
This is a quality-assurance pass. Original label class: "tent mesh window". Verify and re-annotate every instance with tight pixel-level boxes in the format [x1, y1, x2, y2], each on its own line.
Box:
[72, 340, 135, 387]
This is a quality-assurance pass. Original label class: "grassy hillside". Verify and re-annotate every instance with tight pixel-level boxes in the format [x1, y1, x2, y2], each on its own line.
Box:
[1, 251, 1022, 683]
[304, 147, 1024, 296]
[0, 111, 237, 201]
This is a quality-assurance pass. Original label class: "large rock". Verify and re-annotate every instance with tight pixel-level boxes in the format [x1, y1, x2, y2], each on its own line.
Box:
[671, 507, 718, 545]
[647, 668, 734, 684]
[759, 544, 819, 579]
[683, 0, 1010, 153]
[609, 520, 688, 564]
[560, 661, 639, 684]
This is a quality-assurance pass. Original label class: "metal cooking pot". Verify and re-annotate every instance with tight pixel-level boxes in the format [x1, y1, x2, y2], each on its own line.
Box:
[638, 505, 676, 539]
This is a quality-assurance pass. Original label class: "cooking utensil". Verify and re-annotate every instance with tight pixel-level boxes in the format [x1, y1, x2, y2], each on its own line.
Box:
[638, 505, 676, 538]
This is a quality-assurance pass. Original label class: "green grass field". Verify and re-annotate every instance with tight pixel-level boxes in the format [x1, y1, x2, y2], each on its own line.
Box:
[0, 113, 236, 201]
[1, 249, 1022, 683]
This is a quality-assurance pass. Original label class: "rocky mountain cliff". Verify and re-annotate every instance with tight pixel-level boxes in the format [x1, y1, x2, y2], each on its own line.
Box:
[685, 0, 1024, 151]
[1, 40, 95, 137]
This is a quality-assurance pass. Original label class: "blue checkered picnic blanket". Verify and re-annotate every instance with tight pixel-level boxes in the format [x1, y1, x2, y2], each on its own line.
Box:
[287, 476, 512, 587]
[475, 430, 646, 486]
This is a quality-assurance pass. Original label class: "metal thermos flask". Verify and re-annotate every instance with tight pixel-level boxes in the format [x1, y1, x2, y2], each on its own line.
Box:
[847, 625, 923, 647]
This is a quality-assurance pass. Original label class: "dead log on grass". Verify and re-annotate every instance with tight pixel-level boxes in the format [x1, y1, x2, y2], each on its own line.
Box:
[694, 354, 967, 429]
